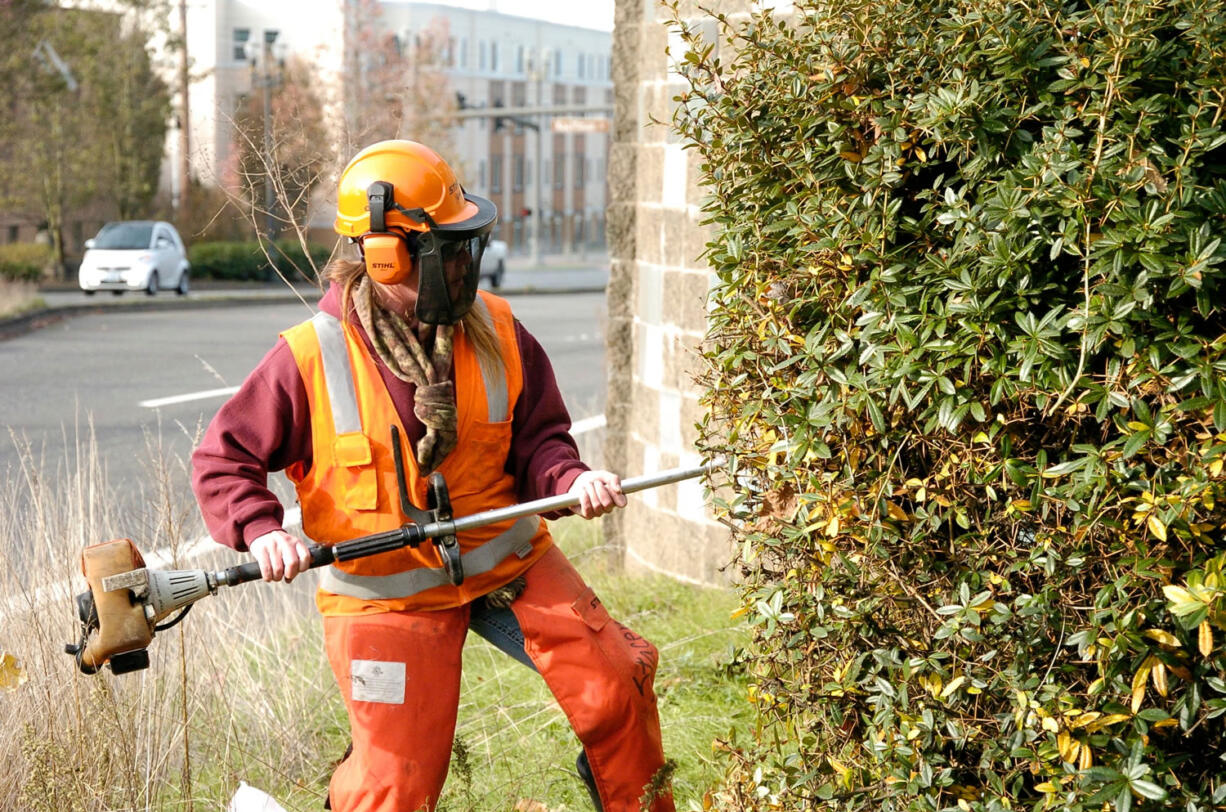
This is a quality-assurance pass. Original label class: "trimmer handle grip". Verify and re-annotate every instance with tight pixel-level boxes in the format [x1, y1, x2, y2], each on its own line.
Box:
[221, 544, 338, 586]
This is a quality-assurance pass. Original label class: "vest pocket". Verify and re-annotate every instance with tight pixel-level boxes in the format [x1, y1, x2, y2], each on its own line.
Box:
[334, 431, 378, 511]
[447, 418, 513, 498]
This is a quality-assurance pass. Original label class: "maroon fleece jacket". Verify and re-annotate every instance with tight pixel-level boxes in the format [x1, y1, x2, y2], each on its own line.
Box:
[190, 286, 589, 551]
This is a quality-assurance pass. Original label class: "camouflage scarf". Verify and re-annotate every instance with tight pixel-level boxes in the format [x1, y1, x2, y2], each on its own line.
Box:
[354, 277, 457, 473]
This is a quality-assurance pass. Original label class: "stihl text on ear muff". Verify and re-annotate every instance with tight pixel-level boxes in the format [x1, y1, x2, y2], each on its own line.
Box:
[363, 181, 414, 285]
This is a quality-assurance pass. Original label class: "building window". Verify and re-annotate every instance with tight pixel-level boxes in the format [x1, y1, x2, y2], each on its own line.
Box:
[491, 41, 499, 73]
[491, 155, 503, 193]
[459, 38, 468, 69]
[574, 154, 585, 188]
[516, 45, 524, 74]
[577, 52, 585, 79]
[478, 159, 487, 188]
[7, 224, 18, 243]
[555, 48, 563, 77]
[554, 157, 564, 189]
[513, 155, 524, 191]
[232, 28, 251, 62]
[479, 41, 487, 71]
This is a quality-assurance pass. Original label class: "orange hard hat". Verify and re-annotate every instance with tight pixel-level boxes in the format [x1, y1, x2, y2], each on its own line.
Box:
[333, 140, 494, 237]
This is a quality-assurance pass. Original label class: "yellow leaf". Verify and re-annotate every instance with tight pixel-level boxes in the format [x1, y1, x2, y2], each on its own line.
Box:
[886, 501, 909, 521]
[1057, 731, 1080, 763]
[1210, 458, 1223, 477]
[1079, 742, 1093, 770]
[1131, 658, 1152, 713]
[1143, 629, 1181, 647]
[825, 516, 840, 537]
[1041, 715, 1060, 733]
[1152, 660, 1169, 697]
[1070, 711, 1101, 729]
[1034, 782, 1058, 794]
[1085, 713, 1131, 733]
[0, 653, 26, 692]
[1079, 56, 1090, 67]
[1011, 499, 1032, 511]
[1152, 718, 1178, 729]
[1199, 620, 1214, 657]
[941, 675, 966, 699]
[915, 145, 927, 162]
[1163, 585, 1193, 604]
[730, 604, 750, 619]
[839, 150, 864, 163]
[972, 432, 990, 444]
[1147, 514, 1168, 542]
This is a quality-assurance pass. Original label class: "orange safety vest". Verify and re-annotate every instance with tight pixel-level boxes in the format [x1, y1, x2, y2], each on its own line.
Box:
[281, 291, 554, 615]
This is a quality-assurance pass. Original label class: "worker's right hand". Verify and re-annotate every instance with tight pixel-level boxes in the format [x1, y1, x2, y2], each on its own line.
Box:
[249, 529, 313, 583]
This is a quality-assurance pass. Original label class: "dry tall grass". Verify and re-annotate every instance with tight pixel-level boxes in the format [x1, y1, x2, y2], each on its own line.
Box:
[0, 428, 333, 811]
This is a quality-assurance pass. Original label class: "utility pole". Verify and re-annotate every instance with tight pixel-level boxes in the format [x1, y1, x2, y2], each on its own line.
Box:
[530, 49, 545, 267]
[177, 0, 190, 224]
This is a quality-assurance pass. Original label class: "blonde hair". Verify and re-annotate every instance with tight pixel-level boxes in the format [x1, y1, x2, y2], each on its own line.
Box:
[324, 257, 507, 411]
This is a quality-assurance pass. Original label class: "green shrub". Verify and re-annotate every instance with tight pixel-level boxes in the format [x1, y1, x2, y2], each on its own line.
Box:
[0, 243, 52, 282]
[187, 239, 331, 282]
[668, 1, 1226, 809]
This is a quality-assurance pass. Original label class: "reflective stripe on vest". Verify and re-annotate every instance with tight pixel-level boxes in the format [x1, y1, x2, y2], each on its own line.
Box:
[318, 515, 538, 600]
[309, 310, 507, 431]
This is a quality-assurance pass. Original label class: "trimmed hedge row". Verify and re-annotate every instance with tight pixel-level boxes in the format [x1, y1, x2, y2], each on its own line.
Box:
[669, 1, 1226, 810]
[0, 243, 53, 282]
[186, 240, 332, 282]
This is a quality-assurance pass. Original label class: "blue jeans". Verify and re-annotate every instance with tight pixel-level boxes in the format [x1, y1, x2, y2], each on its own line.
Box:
[468, 598, 537, 671]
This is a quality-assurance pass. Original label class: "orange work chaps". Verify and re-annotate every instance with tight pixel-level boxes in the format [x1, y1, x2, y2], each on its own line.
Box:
[323, 546, 674, 812]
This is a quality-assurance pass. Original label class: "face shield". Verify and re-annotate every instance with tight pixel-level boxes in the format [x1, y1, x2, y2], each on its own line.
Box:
[365, 181, 498, 325]
[414, 217, 494, 325]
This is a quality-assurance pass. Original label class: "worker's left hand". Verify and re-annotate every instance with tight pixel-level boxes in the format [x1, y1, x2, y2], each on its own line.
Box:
[569, 470, 627, 519]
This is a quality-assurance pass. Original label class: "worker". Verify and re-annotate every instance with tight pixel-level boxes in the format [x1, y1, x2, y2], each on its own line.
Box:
[190, 140, 674, 812]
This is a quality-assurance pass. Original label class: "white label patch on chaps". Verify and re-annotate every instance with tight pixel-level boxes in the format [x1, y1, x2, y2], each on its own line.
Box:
[350, 659, 407, 704]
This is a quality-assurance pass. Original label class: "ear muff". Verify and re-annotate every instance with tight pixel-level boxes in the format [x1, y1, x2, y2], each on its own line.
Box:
[362, 233, 412, 284]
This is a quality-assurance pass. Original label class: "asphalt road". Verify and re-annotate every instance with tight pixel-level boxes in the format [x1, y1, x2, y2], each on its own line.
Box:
[0, 291, 609, 526]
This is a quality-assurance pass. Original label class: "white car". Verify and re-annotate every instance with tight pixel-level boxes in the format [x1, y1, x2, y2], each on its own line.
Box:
[78, 220, 191, 296]
[480, 239, 507, 288]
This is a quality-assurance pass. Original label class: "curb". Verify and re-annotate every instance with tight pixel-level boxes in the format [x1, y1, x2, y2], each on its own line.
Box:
[0, 284, 607, 342]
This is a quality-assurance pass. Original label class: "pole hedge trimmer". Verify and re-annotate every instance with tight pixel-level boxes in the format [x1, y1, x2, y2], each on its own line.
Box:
[65, 460, 720, 675]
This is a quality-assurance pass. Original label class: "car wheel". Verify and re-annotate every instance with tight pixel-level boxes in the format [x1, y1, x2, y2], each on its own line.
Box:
[146, 271, 159, 296]
[176, 270, 189, 296]
[111, 290, 124, 296]
[83, 289, 96, 296]
[492, 261, 505, 289]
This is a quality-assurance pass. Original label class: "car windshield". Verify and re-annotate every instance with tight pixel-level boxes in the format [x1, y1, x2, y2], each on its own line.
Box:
[93, 223, 153, 250]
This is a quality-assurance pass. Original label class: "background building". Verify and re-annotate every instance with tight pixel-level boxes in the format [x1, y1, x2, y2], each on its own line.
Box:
[177, 0, 612, 255]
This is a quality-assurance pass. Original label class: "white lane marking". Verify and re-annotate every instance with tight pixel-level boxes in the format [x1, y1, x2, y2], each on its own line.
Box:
[140, 386, 239, 409]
